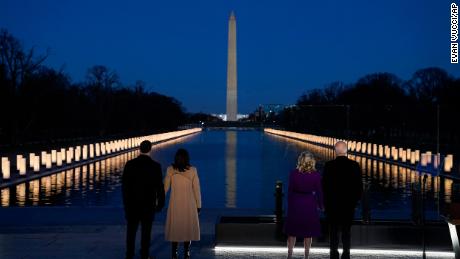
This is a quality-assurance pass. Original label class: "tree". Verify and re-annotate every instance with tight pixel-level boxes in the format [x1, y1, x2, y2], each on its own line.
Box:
[86, 65, 120, 89]
[0, 28, 48, 144]
[0, 29, 48, 93]
[0, 30, 188, 147]
[338, 73, 406, 104]
[407, 67, 452, 104]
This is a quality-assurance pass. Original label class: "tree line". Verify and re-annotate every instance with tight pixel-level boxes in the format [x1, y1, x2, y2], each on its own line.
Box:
[278, 69, 460, 154]
[0, 29, 188, 148]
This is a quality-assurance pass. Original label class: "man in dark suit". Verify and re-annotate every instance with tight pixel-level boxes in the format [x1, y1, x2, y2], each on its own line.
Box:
[122, 140, 165, 259]
[322, 141, 363, 259]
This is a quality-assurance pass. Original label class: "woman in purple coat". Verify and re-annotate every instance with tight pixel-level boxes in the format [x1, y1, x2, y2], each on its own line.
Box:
[284, 151, 324, 259]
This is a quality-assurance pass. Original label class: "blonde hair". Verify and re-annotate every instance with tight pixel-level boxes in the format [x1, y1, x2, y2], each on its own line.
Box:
[296, 151, 316, 173]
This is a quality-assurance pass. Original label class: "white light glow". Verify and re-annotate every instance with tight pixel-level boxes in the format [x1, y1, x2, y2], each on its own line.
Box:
[214, 246, 454, 258]
[1, 157, 10, 180]
[265, 128, 454, 172]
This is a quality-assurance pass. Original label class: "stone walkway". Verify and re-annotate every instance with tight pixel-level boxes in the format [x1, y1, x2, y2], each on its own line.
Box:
[0, 208, 454, 258]
[0, 224, 452, 259]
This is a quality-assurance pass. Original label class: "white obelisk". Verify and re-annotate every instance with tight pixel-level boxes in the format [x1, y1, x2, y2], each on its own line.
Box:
[226, 11, 238, 121]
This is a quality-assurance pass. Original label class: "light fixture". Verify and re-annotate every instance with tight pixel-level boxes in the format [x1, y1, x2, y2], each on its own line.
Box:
[214, 246, 454, 258]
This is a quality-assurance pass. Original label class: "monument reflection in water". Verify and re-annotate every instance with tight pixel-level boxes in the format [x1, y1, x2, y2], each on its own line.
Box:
[0, 130, 457, 221]
[226, 131, 237, 208]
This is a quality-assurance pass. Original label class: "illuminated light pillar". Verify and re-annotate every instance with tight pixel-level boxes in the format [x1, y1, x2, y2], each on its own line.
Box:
[350, 141, 356, 152]
[361, 142, 367, 154]
[45, 154, 52, 169]
[89, 144, 94, 158]
[410, 151, 416, 164]
[1, 157, 10, 180]
[41, 151, 47, 165]
[421, 154, 428, 167]
[60, 148, 66, 161]
[56, 152, 62, 167]
[29, 153, 35, 168]
[33, 156, 40, 172]
[16, 155, 22, 171]
[444, 154, 454, 172]
[406, 148, 411, 160]
[75, 146, 81, 162]
[401, 150, 407, 163]
[434, 153, 441, 169]
[415, 150, 420, 162]
[372, 144, 378, 156]
[96, 143, 101, 157]
[69, 147, 74, 161]
[66, 149, 72, 164]
[385, 146, 391, 159]
[426, 151, 432, 164]
[16, 155, 26, 176]
[82, 145, 88, 160]
[51, 150, 57, 164]
[101, 143, 106, 155]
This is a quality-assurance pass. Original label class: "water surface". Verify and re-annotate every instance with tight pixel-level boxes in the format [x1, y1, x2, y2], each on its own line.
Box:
[1, 129, 455, 221]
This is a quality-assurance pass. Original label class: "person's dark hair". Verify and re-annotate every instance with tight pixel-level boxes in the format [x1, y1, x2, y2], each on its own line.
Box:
[140, 140, 152, 153]
[172, 148, 191, 172]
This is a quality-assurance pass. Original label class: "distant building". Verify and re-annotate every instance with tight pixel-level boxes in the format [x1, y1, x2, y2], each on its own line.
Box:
[213, 114, 249, 121]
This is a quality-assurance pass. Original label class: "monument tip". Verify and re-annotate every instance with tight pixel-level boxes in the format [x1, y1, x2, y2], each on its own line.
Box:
[230, 10, 235, 19]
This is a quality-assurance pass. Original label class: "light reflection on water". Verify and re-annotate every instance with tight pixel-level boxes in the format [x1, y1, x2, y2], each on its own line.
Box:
[226, 131, 237, 208]
[0, 130, 456, 221]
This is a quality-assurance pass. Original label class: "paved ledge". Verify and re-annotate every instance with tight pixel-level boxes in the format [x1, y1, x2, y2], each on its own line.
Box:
[0, 207, 455, 258]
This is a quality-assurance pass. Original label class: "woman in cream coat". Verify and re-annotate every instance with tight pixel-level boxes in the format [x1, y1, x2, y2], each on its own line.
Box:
[164, 148, 201, 259]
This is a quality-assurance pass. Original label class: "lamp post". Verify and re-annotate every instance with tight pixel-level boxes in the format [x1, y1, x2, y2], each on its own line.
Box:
[274, 181, 284, 240]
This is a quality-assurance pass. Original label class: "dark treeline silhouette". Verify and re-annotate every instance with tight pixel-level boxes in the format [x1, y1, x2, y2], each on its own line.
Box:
[0, 29, 188, 148]
[279, 69, 460, 154]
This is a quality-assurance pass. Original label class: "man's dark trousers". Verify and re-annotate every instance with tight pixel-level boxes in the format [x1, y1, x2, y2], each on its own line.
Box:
[329, 222, 352, 259]
[126, 213, 154, 259]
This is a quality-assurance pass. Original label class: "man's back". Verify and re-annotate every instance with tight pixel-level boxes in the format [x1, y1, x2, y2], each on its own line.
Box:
[322, 156, 363, 216]
[122, 155, 165, 217]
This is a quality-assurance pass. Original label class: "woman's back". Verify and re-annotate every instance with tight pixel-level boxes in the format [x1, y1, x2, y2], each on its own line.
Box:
[285, 169, 323, 238]
[289, 169, 321, 194]
[164, 165, 201, 242]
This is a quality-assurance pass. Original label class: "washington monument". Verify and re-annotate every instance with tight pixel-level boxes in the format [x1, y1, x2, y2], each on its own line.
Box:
[226, 11, 237, 121]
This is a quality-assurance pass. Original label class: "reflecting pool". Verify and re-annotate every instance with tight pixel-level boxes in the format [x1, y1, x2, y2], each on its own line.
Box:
[0, 129, 456, 221]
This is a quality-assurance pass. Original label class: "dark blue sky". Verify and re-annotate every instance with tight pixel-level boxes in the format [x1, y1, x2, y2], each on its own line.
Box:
[1, 0, 458, 113]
